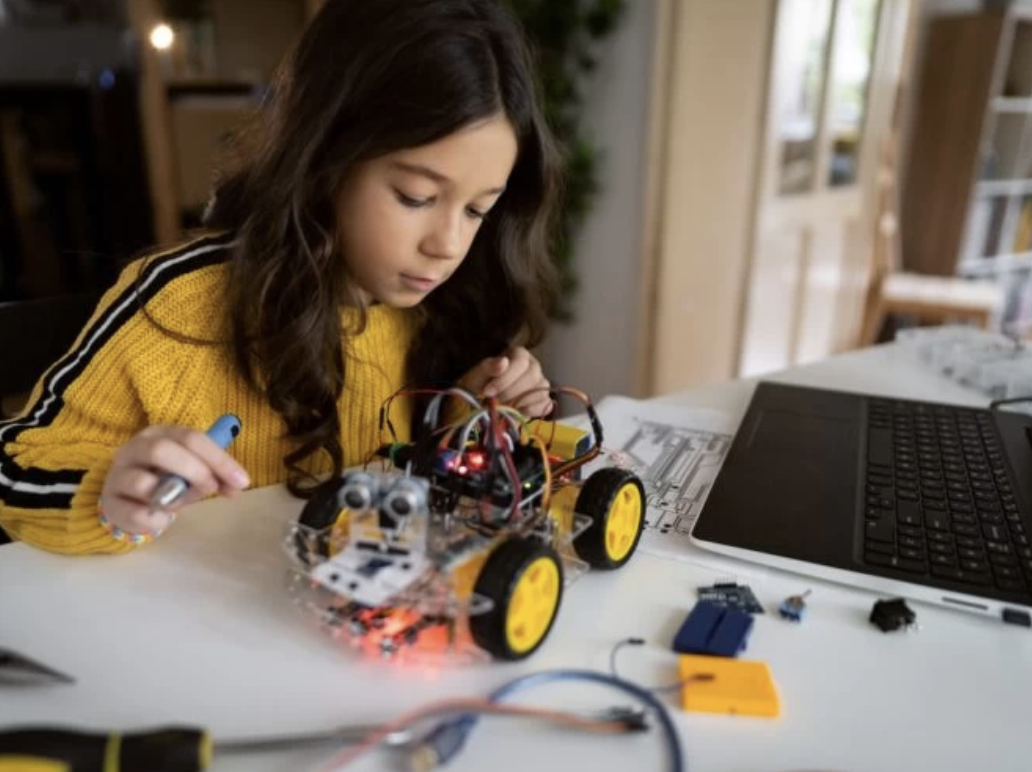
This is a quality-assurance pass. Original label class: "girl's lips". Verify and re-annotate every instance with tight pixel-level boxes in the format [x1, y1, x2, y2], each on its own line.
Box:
[400, 274, 438, 292]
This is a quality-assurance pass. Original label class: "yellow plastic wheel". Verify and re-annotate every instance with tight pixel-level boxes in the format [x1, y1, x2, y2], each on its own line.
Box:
[574, 467, 646, 569]
[470, 538, 564, 660]
[505, 556, 562, 656]
[605, 481, 643, 563]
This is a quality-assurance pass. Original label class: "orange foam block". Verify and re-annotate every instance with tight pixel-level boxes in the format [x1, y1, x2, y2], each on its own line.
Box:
[678, 654, 780, 718]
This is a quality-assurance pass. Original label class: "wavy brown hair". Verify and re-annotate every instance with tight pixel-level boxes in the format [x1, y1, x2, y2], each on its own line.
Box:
[203, 0, 562, 496]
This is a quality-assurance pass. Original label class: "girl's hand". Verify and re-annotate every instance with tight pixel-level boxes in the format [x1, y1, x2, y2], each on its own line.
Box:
[458, 347, 553, 417]
[99, 426, 250, 537]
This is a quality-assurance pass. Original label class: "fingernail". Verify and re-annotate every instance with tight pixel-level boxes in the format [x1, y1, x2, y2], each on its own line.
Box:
[232, 469, 250, 488]
[483, 386, 497, 397]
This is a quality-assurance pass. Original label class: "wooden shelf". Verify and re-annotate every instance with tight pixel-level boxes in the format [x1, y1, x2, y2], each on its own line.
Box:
[960, 251, 1032, 275]
[975, 178, 1032, 197]
[992, 96, 1032, 113]
[904, 9, 1032, 333]
[166, 79, 263, 99]
[127, 0, 315, 244]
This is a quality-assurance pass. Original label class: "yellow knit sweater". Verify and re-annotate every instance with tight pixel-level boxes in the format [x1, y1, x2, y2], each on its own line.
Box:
[0, 233, 419, 555]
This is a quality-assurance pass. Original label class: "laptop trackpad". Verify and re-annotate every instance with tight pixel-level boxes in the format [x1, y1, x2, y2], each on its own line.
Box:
[751, 410, 848, 457]
[693, 393, 861, 567]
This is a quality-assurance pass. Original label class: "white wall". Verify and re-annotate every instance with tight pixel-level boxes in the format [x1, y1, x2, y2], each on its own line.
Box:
[542, 0, 656, 402]
[650, 0, 773, 392]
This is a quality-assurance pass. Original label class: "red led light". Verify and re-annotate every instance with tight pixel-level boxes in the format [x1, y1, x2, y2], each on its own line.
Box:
[467, 451, 486, 469]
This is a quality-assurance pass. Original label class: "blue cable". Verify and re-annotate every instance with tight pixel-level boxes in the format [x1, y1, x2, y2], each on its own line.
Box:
[412, 668, 684, 771]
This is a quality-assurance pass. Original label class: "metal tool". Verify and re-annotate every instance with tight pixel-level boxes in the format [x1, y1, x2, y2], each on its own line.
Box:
[150, 415, 242, 509]
[215, 705, 647, 752]
[0, 649, 74, 686]
[0, 706, 647, 771]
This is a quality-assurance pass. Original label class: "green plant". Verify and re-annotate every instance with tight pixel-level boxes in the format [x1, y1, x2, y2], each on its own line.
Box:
[502, 0, 626, 321]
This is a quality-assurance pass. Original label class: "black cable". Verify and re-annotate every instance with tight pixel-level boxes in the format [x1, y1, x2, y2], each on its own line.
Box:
[989, 395, 1032, 412]
[609, 638, 715, 694]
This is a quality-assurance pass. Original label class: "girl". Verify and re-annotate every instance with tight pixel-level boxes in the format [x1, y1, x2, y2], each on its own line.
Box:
[0, 0, 560, 555]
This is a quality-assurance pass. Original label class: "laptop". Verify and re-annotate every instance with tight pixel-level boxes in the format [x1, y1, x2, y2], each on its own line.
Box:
[690, 381, 1032, 626]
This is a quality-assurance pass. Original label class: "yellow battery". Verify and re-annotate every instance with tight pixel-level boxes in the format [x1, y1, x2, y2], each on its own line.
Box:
[526, 420, 590, 461]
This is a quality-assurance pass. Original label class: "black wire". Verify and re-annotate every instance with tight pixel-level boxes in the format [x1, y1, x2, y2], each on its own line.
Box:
[609, 638, 715, 694]
[989, 395, 1032, 412]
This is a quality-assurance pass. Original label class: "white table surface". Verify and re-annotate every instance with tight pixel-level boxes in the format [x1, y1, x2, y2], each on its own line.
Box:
[3, 344, 1031, 772]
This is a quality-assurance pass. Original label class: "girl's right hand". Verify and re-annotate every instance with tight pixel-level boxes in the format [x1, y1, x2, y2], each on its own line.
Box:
[99, 426, 250, 536]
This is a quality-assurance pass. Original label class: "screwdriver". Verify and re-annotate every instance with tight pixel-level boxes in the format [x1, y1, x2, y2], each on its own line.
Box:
[149, 415, 242, 509]
[0, 723, 409, 772]
[0, 706, 646, 771]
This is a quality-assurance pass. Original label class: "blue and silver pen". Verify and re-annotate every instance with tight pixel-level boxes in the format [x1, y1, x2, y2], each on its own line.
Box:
[149, 414, 242, 509]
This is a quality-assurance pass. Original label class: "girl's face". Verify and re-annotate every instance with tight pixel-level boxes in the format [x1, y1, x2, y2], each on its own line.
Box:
[336, 113, 518, 307]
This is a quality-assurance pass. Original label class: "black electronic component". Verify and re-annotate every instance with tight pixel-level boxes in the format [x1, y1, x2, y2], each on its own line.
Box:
[869, 598, 917, 633]
[1002, 608, 1032, 627]
[429, 443, 546, 510]
[696, 582, 765, 614]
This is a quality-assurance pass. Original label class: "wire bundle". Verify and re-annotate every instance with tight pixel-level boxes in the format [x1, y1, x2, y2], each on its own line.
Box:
[319, 668, 685, 772]
[376, 385, 605, 526]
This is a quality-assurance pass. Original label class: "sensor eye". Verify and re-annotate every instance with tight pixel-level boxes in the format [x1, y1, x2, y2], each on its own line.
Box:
[338, 471, 378, 510]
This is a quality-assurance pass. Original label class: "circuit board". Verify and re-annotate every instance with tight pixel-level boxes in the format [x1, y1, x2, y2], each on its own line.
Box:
[696, 582, 765, 614]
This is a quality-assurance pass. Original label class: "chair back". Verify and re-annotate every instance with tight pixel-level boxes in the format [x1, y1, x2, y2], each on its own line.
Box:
[0, 293, 99, 414]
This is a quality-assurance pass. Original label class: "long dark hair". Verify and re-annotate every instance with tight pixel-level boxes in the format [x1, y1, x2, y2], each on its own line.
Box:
[204, 0, 562, 496]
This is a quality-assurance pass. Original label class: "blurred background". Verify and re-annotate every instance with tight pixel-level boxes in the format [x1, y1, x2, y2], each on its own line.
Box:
[0, 0, 1028, 413]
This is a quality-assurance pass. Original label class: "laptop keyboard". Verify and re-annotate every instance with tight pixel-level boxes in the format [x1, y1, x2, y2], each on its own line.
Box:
[862, 399, 1032, 597]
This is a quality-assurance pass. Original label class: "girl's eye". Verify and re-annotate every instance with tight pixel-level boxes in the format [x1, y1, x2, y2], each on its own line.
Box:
[395, 190, 430, 208]
[465, 206, 487, 221]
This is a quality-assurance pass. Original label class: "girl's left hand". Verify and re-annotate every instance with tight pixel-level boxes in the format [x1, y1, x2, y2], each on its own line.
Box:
[458, 346, 553, 417]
